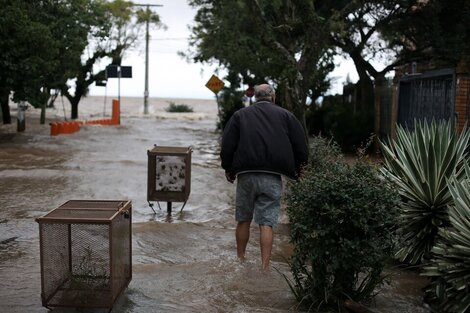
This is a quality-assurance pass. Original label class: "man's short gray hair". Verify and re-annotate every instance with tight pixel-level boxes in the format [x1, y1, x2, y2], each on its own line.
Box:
[254, 84, 275, 102]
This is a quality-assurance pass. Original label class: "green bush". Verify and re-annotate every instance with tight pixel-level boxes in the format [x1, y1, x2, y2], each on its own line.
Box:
[305, 95, 374, 153]
[305, 103, 328, 137]
[422, 162, 470, 313]
[165, 102, 194, 113]
[216, 88, 245, 130]
[285, 136, 400, 312]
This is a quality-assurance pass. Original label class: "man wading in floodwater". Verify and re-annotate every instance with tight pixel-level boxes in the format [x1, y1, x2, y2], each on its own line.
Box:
[220, 83, 308, 272]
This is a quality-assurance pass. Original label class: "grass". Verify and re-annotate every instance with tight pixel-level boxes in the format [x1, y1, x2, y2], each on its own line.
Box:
[164, 101, 194, 113]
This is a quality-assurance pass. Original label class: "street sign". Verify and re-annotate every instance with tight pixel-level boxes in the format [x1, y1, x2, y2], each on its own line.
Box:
[105, 65, 132, 78]
[205, 75, 224, 94]
[106, 65, 118, 78]
[105, 64, 133, 104]
[120, 66, 132, 78]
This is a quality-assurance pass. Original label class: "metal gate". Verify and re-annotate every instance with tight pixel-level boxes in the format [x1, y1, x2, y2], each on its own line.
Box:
[397, 68, 455, 128]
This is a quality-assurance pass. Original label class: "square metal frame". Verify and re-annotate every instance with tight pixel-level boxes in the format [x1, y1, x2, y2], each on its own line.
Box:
[36, 200, 132, 311]
[147, 146, 192, 203]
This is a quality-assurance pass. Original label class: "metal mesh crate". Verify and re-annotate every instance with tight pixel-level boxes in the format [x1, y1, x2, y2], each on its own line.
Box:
[147, 145, 192, 203]
[36, 200, 132, 311]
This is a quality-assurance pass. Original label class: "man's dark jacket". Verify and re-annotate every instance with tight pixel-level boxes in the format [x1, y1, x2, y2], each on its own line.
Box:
[220, 101, 309, 180]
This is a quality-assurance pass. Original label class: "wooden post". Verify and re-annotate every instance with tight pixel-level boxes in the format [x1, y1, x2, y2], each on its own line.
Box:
[455, 55, 470, 133]
[390, 75, 400, 142]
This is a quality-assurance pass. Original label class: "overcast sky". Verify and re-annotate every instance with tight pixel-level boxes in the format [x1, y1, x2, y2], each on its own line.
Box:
[88, 0, 358, 100]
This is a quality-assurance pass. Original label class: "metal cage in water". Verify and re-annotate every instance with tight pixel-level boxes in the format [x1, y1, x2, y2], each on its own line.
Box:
[36, 200, 132, 311]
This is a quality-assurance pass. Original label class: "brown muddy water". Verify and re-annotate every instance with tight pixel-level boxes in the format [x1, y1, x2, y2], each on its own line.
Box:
[0, 96, 429, 312]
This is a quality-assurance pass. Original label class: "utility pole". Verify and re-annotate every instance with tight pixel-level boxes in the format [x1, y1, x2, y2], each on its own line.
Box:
[133, 3, 163, 114]
[144, 7, 150, 114]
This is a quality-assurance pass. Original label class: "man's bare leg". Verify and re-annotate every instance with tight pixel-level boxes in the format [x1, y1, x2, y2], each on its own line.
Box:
[259, 224, 273, 272]
[236, 221, 251, 261]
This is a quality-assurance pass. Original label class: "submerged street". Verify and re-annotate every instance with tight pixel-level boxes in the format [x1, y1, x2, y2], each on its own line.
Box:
[0, 96, 428, 312]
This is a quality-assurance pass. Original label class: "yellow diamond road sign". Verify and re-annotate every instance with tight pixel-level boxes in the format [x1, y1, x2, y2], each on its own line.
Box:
[205, 74, 224, 94]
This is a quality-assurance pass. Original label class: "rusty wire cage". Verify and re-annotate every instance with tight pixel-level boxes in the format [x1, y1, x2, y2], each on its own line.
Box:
[36, 200, 132, 311]
[147, 146, 192, 203]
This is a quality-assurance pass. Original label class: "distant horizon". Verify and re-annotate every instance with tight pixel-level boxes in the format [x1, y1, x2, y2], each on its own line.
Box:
[86, 1, 357, 101]
[85, 93, 217, 101]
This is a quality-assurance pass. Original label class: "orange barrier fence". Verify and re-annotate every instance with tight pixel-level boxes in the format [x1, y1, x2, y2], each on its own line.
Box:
[50, 99, 120, 136]
[112, 99, 120, 125]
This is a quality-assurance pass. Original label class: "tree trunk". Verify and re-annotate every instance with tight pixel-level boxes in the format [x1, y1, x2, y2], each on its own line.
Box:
[357, 75, 375, 114]
[373, 76, 385, 153]
[47, 92, 58, 108]
[280, 80, 308, 141]
[347, 54, 374, 145]
[67, 82, 86, 120]
[40, 101, 46, 125]
[71, 98, 79, 120]
[0, 88, 11, 124]
[350, 51, 375, 113]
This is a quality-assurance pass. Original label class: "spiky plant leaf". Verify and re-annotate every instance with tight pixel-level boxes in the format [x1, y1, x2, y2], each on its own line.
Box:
[380, 120, 470, 264]
[422, 161, 470, 313]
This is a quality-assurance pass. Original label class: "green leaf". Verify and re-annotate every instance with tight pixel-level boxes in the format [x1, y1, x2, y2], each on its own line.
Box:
[381, 120, 470, 265]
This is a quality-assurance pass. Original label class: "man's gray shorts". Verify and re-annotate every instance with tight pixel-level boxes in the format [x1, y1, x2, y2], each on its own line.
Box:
[235, 172, 282, 227]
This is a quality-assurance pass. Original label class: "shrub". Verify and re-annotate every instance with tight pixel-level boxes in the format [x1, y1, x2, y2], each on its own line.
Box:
[380, 120, 470, 265]
[305, 95, 374, 153]
[285, 136, 400, 312]
[422, 162, 470, 313]
[165, 102, 193, 113]
[216, 88, 245, 130]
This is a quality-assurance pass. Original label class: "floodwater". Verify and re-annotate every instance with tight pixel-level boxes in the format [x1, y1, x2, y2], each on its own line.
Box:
[0, 96, 429, 312]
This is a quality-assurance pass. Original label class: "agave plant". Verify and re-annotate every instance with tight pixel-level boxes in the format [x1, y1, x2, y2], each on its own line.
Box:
[422, 162, 470, 313]
[380, 119, 470, 265]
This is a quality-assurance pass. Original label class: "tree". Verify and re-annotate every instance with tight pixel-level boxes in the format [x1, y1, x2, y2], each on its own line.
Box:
[0, 0, 118, 125]
[62, 0, 164, 120]
[327, 1, 417, 107]
[330, 0, 470, 111]
[320, 0, 419, 151]
[30, 0, 104, 124]
[187, 0, 335, 134]
[0, 0, 57, 124]
[0, 0, 164, 124]
[384, 0, 470, 69]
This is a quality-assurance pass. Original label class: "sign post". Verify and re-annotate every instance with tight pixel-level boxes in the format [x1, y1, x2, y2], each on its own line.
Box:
[106, 65, 132, 106]
[205, 74, 225, 94]
[205, 74, 225, 118]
